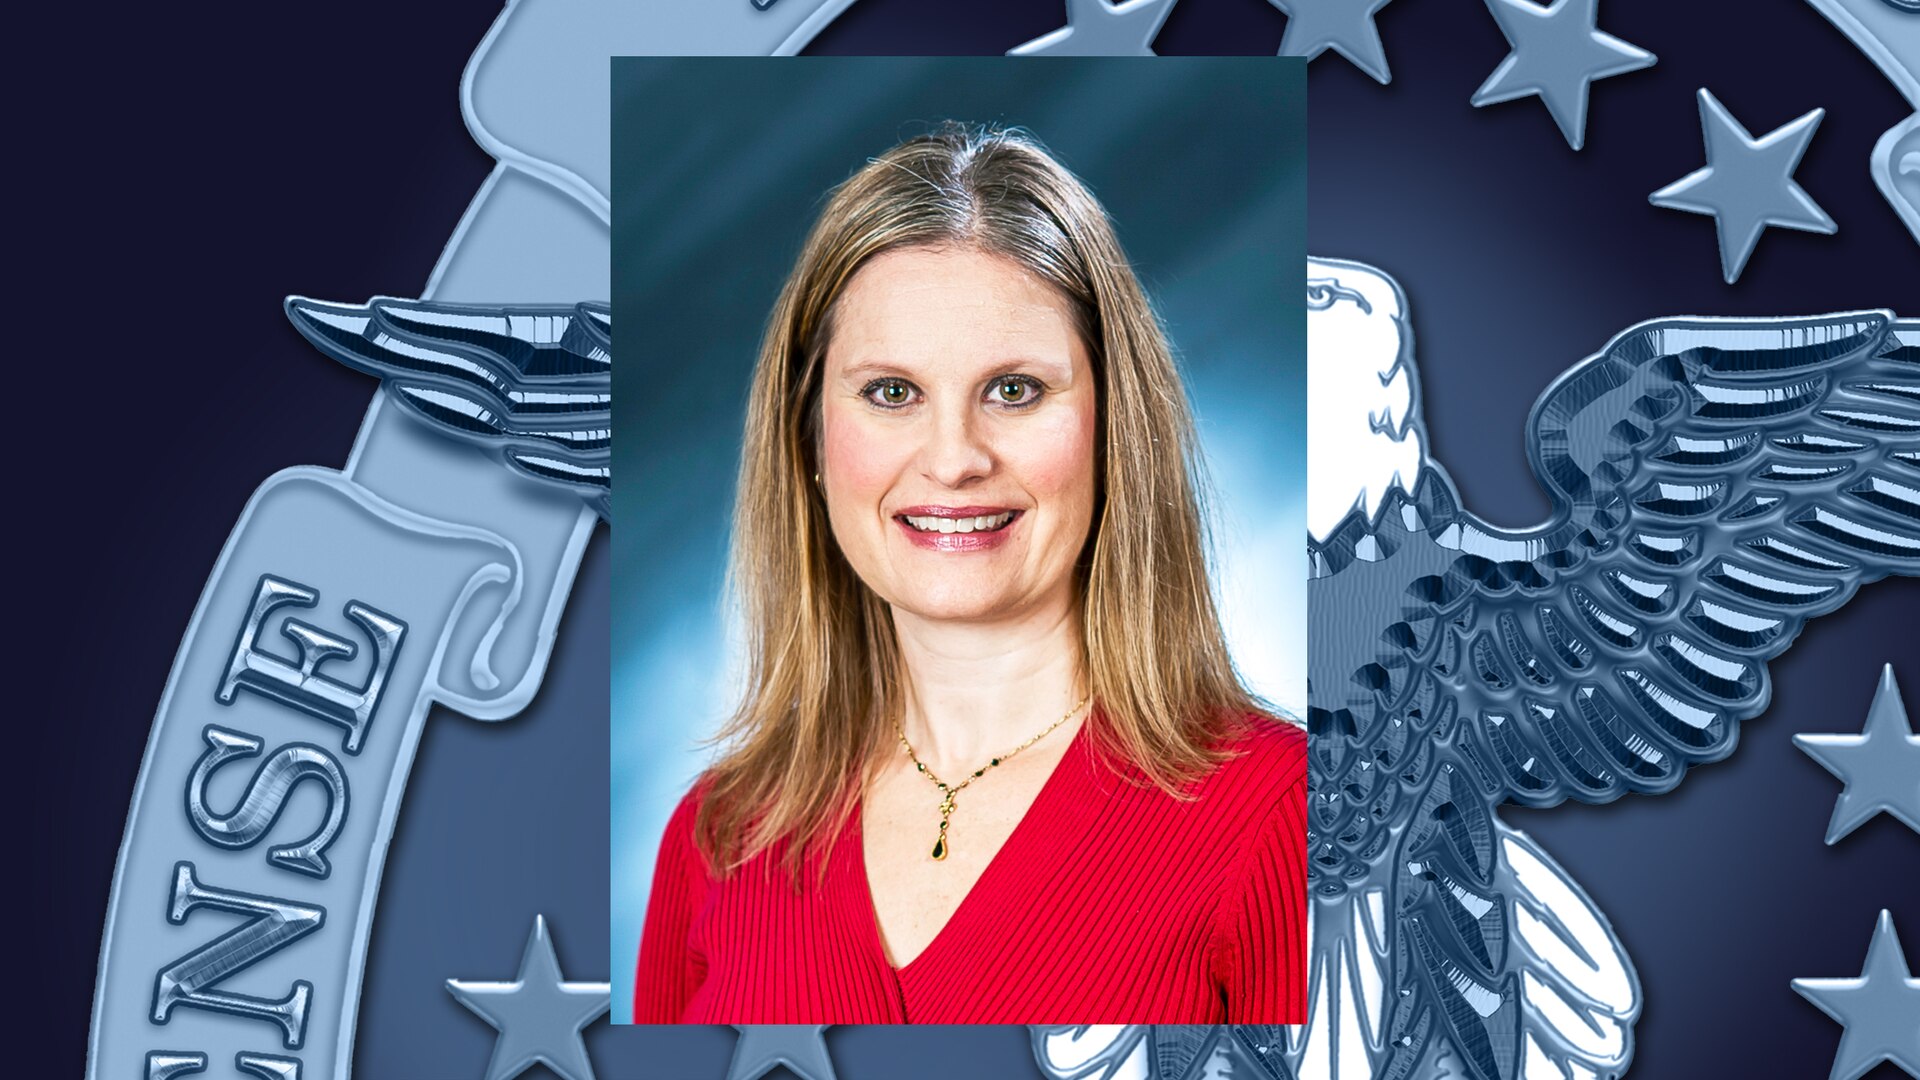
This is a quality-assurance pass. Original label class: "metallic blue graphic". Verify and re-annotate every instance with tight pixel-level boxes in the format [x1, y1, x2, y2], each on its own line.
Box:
[1650, 89, 1837, 284]
[1010, 0, 1178, 56]
[445, 916, 610, 1080]
[1791, 910, 1920, 1080]
[1033, 1024, 1291, 1079]
[1794, 663, 1920, 843]
[1293, 258, 1917, 1080]
[1271, 0, 1395, 85]
[88, 465, 560, 1078]
[150, 863, 328, 1049]
[1469, 0, 1656, 151]
[145, 1052, 304, 1079]
[285, 298, 613, 518]
[146, 1053, 209, 1079]
[218, 574, 407, 756]
[185, 726, 350, 879]
[1806, 0, 1920, 249]
[725, 1026, 839, 1080]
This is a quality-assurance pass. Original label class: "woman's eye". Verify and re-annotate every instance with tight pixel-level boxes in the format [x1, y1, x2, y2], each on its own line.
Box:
[992, 378, 1040, 406]
[863, 379, 916, 408]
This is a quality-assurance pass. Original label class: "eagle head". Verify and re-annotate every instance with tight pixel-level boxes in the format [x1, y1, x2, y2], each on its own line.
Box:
[1306, 257, 1427, 545]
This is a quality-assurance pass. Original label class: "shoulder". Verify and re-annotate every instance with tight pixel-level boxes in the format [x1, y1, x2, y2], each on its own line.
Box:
[655, 776, 718, 880]
[1176, 712, 1307, 853]
[1092, 710, 1304, 841]
[1198, 711, 1306, 800]
[1203, 715, 1306, 904]
[664, 776, 709, 833]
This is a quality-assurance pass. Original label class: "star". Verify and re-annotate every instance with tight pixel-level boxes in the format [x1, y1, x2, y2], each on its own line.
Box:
[445, 916, 611, 1080]
[1792, 910, 1920, 1080]
[1269, 0, 1395, 84]
[1470, 0, 1655, 150]
[726, 1025, 839, 1080]
[1649, 88, 1837, 284]
[1794, 663, 1920, 844]
[1009, 0, 1177, 56]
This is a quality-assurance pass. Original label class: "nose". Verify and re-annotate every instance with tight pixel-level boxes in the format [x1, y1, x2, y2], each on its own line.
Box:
[921, 399, 994, 489]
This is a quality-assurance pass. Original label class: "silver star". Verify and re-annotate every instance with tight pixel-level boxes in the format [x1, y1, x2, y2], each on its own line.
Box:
[1792, 910, 1920, 1080]
[1470, 0, 1655, 150]
[1009, 0, 1177, 56]
[1650, 88, 1837, 284]
[445, 916, 611, 1080]
[1269, 0, 1394, 84]
[1794, 663, 1920, 844]
[726, 1025, 838, 1080]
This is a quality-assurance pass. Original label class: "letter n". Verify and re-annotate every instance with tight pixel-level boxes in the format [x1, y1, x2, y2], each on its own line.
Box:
[150, 862, 326, 1049]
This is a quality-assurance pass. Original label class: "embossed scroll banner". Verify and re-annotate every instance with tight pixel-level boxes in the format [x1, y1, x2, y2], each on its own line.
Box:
[89, 468, 530, 1077]
[83, 0, 614, 1066]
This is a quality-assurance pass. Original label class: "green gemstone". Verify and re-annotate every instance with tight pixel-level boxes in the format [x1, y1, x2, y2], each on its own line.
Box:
[916, 763, 925, 771]
[972, 769, 984, 778]
[930, 835, 947, 860]
[990, 758, 1000, 766]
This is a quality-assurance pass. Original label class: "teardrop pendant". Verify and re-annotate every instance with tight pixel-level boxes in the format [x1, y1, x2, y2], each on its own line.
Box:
[930, 834, 947, 861]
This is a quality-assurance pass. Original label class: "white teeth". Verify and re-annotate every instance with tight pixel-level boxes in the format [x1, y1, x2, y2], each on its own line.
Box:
[902, 512, 1015, 534]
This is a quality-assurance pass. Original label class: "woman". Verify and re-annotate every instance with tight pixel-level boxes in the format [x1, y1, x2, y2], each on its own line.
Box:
[633, 123, 1305, 1023]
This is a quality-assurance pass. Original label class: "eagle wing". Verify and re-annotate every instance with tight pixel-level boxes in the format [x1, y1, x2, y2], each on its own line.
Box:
[1317, 311, 1917, 815]
[1313, 310, 1915, 1080]
[285, 295, 612, 517]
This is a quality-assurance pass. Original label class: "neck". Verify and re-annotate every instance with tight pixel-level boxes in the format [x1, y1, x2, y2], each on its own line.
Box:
[889, 591, 1088, 768]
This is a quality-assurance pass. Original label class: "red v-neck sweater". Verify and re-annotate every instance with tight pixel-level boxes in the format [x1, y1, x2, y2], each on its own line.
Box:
[634, 713, 1306, 1023]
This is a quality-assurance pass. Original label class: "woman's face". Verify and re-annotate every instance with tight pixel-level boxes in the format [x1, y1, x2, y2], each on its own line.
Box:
[818, 246, 1099, 625]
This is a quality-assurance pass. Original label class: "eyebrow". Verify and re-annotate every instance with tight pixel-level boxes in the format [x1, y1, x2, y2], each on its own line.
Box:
[834, 359, 914, 382]
[834, 356, 1075, 383]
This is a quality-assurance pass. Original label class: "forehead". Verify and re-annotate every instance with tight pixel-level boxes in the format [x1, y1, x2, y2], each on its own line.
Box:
[826, 247, 1083, 373]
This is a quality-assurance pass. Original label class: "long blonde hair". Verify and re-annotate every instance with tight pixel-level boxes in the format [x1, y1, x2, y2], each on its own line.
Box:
[696, 122, 1263, 876]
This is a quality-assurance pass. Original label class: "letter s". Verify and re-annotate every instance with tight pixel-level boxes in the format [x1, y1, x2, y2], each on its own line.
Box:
[185, 726, 349, 878]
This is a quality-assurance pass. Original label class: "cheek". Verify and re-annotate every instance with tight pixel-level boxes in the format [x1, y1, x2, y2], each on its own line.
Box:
[819, 402, 911, 505]
[1013, 402, 1099, 509]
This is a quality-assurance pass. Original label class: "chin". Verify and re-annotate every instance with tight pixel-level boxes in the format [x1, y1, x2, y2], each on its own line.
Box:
[895, 597, 1012, 625]
[886, 577, 1024, 624]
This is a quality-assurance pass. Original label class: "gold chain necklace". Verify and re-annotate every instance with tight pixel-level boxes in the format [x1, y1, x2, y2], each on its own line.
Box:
[892, 693, 1090, 861]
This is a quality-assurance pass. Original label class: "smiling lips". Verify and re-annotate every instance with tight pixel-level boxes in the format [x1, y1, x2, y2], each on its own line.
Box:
[894, 506, 1021, 551]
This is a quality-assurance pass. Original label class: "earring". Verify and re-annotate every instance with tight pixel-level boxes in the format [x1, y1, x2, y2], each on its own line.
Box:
[813, 472, 822, 485]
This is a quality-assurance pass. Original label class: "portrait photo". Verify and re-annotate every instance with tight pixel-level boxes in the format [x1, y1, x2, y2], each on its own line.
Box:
[611, 56, 1306, 1025]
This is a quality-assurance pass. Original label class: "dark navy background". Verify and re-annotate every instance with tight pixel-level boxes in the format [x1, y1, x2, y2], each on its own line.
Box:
[27, 0, 1917, 1077]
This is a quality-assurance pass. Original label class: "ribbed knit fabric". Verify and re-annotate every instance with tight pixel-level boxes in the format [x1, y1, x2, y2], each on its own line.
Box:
[633, 712, 1306, 1023]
